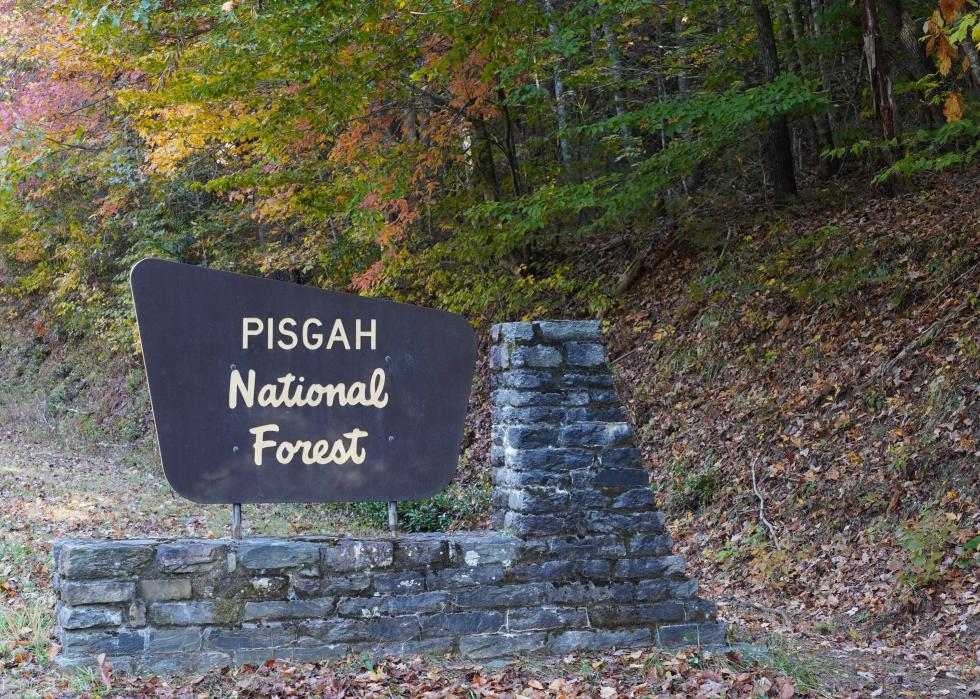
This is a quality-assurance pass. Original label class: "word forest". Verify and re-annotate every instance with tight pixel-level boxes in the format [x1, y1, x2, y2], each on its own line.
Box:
[233, 316, 388, 467]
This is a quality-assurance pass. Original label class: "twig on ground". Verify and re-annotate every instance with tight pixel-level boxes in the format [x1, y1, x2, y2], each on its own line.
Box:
[747, 600, 792, 626]
[610, 345, 645, 365]
[751, 457, 781, 550]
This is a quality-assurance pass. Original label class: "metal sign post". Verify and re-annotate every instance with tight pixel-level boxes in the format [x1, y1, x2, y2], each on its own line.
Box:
[387, 501, 398, 535]
[231, 503, 242, 540]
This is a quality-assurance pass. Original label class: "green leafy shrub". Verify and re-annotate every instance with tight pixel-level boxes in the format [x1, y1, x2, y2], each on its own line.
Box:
[895, 510, 956, 589]
[353, 481, 491, 533]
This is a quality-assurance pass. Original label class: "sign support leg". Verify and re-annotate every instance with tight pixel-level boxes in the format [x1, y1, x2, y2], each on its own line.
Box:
[232, 503, 242, 540]
[388, 501, 397, 535]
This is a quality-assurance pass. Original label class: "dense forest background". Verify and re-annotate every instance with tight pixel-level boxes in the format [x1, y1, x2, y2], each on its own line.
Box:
[0, 0, 978, 695]
[0, 0, 977, 339]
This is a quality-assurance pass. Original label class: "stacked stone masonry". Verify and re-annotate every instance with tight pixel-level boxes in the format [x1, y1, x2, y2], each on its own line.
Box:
[53, 320, 725, 673]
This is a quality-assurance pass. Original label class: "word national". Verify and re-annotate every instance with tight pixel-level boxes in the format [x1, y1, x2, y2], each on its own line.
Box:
[228, 369, 389, 409]
[228, 367, 388, 467]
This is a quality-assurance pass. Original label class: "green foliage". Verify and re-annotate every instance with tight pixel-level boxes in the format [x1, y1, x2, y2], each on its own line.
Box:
[353, 481, 491, 533]
[895, 510, 956, 589]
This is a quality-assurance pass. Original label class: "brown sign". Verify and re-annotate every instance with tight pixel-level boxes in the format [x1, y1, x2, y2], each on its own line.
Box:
[131, 258, 477, 504]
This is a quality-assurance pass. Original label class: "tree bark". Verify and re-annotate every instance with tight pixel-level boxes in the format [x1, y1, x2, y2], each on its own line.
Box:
[860, 0, 899, 140]
[543, 0, 573, 168]
[751, 0, 797, 202]
[603, 23, 633, 146]
[960, 35, 980, 89]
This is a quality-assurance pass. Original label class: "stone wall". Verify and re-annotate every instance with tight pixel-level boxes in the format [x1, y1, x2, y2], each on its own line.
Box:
[52, 320, 724, 673]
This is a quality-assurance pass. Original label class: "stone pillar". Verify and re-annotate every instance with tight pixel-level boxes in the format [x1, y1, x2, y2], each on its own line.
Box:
[490, 320, 656, 536]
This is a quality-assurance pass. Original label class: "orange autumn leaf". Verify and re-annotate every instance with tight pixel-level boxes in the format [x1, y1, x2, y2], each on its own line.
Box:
[939, 0, 963, 23]
[943, 91, 964, 123]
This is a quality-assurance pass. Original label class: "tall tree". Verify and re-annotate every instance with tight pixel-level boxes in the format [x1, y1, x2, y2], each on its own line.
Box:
[860, 0, 899, 140]
[751, 0, 798, 202]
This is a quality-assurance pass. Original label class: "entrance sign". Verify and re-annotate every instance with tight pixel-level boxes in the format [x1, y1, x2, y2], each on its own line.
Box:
[130, 258, 477, 504]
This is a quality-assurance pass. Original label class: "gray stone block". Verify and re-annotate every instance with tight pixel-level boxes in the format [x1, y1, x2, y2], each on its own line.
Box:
[508, 606, 587, 632]
[140, 651, 231, 675]
[310, 574, 372, 596]
[684, 598, 717, 621]
[589, 389, 620, 405]
[586, 510, 665, 534]
[451, 535, 521, 567]
[204, 625, 297, 651]
[454, 583, 552, 608]
[58, 540, 154, 580]
[57, 604, 123, 630]
[599, 447, 644, 469]
[561, 390, 591, 406]
[367, 637, 455, 658]
[387, 591, 450, 615]
[505, 447, 594, 472]
[491, 389, 561, 407]
[128, 601, 146, 627]
[566, 342, 606, 367]
[142, 626, 203, 653]
[140, 578, 192, 602]
[492, 468, 566, 487]
[366, 615, 421, 641]
[421, 611, 504, 636]
[564, 407, 626, 422]
[504, 488, 569, 513]
[275, 645, 349, 662]
[546, 535, 625, 558]
[614, 488, 656, 509]
[504, 425, 559, 449]
[61, 580, 135, 606]
[562, 373, 615, 388]
[591, 601, 685, 626]
[511, 559, 577, 582]
[238, 541, 319, 571]
[502, 512, 570, 536]
[394, 538, 447, 567]
[498, 370, 555, 390]
[636, 579, 670, 601]
[372, 571, 425, 594]
[570, 488, 612, 508]
[510, 345, 563, 369]
[459, 632, 547, 659]
[321, 541, 393, 573]
[242, 598, 334, 621]
[579, 559, 612, 579]
[337, 596, 389, 618]
[59, 629, 144, 655]
[534, 320, 601, 342]
[491, 322, 535, 344]
[157, 541, 225, 572]
[669, 578, 698, 599]
[613, 555, 684, 579]
[590, 468, 649, 489]
[492, 406, 565, 424]
[548, 628, 651, 654]
[150, 600, 238, 626]
[425, 565, 505, 590]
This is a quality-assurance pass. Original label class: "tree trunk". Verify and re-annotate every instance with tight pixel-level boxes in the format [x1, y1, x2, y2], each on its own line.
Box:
[751, 0, 797, 202]
[543, 0, 573, 168]
[879, 0, 944, 125]
[471, 121, 501, 202]
[860, 0, 899, 140]
[960, 35, 980, 89]
[603, 23, 633, 146]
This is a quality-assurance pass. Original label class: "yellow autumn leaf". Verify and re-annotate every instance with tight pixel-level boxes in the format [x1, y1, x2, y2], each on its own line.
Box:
[944, 91, 964, 123]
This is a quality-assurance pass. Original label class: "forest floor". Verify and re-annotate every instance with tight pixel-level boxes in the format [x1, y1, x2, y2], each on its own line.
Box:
[1, 170, 978, 697]
[0, 429, 973, 698]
